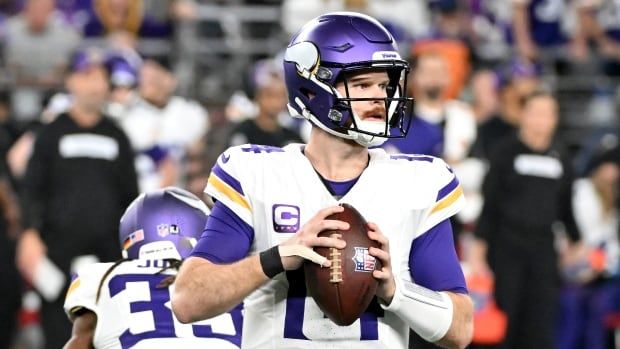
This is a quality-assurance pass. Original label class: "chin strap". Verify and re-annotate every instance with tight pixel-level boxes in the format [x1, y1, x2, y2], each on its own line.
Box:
[349, 118, 389, 147]
[352, 132, 388, 147]
[288, 98, 390, 148]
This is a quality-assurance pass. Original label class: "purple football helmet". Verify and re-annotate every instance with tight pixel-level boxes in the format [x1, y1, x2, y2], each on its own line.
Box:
[119, 187, 210, 260]
[283, 12, 413, 147]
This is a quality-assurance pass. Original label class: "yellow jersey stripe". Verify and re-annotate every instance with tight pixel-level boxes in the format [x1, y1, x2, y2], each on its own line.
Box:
[431, 185, 463, 214]
[66, 278, 81, 298]
[208, 174, 251, 211]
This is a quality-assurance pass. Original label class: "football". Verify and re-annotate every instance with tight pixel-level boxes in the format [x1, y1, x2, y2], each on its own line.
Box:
[304, 203, 381, 326]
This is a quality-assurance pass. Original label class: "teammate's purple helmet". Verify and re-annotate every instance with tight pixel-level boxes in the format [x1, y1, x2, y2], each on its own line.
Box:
[283, 12, 413, 147]
[119, 187, 210, 260]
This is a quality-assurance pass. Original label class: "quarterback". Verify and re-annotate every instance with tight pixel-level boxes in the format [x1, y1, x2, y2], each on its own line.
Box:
[64, 188, 243, 349]
[173, 12, 473, 349]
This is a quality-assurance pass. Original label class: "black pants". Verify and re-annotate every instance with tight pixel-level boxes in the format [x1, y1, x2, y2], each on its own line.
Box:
[491, 239, 558, 349]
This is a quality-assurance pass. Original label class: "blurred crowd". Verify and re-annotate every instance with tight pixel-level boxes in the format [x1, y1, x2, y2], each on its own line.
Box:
[1, 0, 620, 348]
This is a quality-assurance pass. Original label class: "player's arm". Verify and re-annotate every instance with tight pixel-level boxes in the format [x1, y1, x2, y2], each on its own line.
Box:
[64, 310, 96, 349]
[173, 254, 266, 322]
[172, 202, 346, 323]
[378, 219, 472, 349]
[438, 292, 474, 349]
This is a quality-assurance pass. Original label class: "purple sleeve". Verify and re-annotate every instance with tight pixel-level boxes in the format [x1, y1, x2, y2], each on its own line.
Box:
[409, 219, 468, 294]
[191, 200, 254, 264]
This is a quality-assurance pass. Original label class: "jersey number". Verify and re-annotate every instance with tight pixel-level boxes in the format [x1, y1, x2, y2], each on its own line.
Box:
[283, 269, 383, 341]
[108, 274, 242, 348]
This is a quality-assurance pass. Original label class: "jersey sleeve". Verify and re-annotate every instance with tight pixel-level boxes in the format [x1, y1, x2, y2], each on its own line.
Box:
[409, 219, 467, 294]
[63, 263, 113, 321]
[204, 146, 253, 227]
[415, 157, 466, 237]
[191, 200, 254, 263]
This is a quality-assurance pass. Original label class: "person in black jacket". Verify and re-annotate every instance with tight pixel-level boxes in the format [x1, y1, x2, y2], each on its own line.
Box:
[471, 90, 582, 349]
[16, 49, 138, 349]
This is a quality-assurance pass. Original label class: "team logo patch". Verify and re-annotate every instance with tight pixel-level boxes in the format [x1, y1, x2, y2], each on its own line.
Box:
[272, 204, 300, 233]
[352, 247, 376, 272]
[157, 224, 169, 237]
[170, 224, 179, 234]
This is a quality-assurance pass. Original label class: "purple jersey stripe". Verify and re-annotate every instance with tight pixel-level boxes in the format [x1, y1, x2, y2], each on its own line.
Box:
[191, 201, 253, 264]
[409, 219, 468, 294]
[212, 163, 244, 195]
[436, 176, 459, 202]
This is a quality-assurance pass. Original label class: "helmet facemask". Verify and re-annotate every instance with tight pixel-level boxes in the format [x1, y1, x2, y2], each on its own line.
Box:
[330, 62, 413, 147]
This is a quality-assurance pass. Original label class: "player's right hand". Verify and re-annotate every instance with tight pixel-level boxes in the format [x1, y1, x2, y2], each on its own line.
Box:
[279, 205, 348, 270]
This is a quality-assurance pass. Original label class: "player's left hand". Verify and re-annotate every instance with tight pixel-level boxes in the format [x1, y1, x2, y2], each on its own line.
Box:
[367, 222, 395, 305]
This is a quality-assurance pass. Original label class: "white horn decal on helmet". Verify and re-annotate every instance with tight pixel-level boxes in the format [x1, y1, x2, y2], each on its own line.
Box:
[284, 42, 320, 78]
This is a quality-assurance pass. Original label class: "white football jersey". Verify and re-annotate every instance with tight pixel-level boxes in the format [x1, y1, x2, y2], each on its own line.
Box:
[204, 144, 465, 349]
[64, 259, 242, 349]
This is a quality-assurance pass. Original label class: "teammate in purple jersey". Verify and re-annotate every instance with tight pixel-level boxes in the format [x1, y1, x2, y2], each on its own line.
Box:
[64, 187, 243, 349]
[173, 12, 473, 349]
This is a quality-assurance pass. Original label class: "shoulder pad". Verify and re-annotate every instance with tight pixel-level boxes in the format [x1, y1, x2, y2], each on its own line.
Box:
[415, 157, 465, 237]
[64, 262, 115, 320]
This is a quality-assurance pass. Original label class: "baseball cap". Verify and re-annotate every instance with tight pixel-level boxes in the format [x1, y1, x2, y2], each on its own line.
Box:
[69, 48, 108, 73]
[495, 59, 543, 88]
[107, 53, 141, 87]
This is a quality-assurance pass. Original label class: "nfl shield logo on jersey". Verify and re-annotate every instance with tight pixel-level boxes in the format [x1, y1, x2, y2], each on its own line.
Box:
[352, 247, 376, 272]
[157, 224, 169, 237]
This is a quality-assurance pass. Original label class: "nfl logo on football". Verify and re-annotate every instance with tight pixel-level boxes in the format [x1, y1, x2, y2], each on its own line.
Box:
[352, 247, 376, 272]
